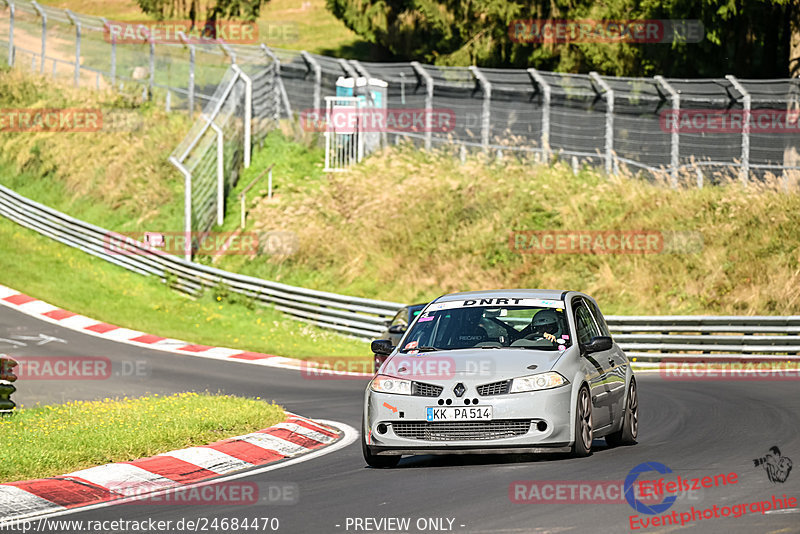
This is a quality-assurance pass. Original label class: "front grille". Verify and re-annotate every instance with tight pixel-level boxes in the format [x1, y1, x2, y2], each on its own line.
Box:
[411, 381, 443, 397]
[477, 379, 511, 396]
[392, 420, 531, 441]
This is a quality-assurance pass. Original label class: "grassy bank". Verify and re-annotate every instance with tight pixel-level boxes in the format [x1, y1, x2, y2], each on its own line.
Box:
[0, 392, 284, 482]
[218, 139, 800, 316]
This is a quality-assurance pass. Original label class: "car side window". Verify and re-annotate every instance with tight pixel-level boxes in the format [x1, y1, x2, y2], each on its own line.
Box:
[574, 304, 600, 346]
[390, 310, 407, 328]
[586, 300, 611, 337]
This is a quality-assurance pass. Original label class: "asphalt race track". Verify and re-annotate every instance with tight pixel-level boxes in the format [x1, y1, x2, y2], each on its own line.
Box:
[2, 304, 799, 534]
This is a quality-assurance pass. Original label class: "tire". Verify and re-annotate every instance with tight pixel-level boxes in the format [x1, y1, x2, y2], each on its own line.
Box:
[362, 421, 400, 468]
[571, 386, 593, 457]
[606, 379, 638, 447]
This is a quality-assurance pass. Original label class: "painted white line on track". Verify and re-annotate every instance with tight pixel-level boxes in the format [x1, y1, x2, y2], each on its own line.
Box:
[0, 421, 358, 527]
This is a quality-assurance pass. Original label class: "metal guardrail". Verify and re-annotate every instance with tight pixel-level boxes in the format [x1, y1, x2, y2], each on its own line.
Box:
[606, 316, 800, 360]
[1, 183, 799, 355]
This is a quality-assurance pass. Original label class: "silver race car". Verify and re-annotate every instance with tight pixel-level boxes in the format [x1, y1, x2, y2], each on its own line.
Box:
[362, 289, 638, 467]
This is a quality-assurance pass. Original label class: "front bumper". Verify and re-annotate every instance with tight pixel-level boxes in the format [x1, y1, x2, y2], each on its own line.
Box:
[364, 384, 573, 455]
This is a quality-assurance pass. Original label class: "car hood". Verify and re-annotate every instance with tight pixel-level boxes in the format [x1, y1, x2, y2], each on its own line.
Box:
[383, 348, 565, 381]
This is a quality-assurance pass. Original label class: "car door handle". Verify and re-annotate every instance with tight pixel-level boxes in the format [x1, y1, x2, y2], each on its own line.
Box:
[608, 358, 615, 366]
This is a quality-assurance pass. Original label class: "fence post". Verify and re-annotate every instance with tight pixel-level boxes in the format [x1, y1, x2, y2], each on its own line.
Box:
[261, 45, 289, 122]
[6, 2, 14, 67]
[30, 1, 46, 73]
[177, 32, 194, 116]
[590, 72, 615, 175]
[100, 18, 116, 86]
[65, 10, 80, 87]
[469, 66, 491, 153]
[338, 57, 358, 79]
[169, 156, 193, 261]
[655, 75, 680, 188]
[527, 68, 551, 160]
[725, 75, 751, 185]
[0, 355, 17, 414]
[411, 61, 433, 150]
[219, 42, 236, 65]
[300, 51, 321, 114]
[232, 64, 252, 168]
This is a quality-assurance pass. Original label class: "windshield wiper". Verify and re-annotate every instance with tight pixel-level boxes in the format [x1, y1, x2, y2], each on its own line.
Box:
[417, 346, 439, 352]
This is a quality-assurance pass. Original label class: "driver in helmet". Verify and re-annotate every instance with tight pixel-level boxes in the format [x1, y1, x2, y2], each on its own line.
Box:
[518, 309, 560, 342]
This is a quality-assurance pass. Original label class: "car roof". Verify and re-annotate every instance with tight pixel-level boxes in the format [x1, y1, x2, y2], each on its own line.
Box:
[432, 289, 577, 303]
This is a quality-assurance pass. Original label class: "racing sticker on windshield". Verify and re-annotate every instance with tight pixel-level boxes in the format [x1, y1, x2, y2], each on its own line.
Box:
[426, 298, 565, 311]
[418, 314, 435, 322]
[404, 340, 419, 351]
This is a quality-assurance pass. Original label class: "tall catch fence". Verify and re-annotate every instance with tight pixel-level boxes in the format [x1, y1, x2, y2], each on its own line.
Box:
[2, 1, 798, 187]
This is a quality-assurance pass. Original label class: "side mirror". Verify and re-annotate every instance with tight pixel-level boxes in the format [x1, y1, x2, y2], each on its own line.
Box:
[387, 324, 407, 335]
[584, 336, 613, 353]
[371, 339, 394, 356]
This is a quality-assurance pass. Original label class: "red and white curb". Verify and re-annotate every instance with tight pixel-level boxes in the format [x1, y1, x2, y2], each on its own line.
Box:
[0, 414, 343, 524]
[0, 283, 372, 377]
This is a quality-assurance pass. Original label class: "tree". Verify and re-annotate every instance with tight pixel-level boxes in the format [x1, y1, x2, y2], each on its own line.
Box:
[136, 0, 268, 24]
[326, 0, 798, 77]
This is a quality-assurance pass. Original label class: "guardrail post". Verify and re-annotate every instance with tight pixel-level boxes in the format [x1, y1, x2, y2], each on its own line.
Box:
[725, 75, 751, 185]
[202, 115, 225, 226]
[411, 61, 433, 150]
[169, 156, 193, 261]
[300, 51, 321, 115]
[527, 68, 551, 160]
[590, 72, 615, 175]
[469, 66, 491, 153]
[0, 355, 18, 414]
[65, 10, 80, 87]
[30, 1, 46, 73]
[655, 75, 680, 188]
[232, 64, 252, 168]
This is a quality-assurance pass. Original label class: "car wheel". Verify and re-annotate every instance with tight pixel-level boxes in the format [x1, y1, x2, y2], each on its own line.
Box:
[606, 379, 638, 447]
[362, 421, 400, 468]
[571, 386, 593, 457]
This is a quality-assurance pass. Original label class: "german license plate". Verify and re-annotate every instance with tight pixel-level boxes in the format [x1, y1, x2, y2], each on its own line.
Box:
[426, 406, 493, 421]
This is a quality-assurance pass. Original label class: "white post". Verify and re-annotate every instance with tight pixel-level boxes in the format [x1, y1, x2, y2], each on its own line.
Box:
[30, 1, 46, 73]
[411, 61, 433, 150]
[528, 68, 551, 159]
[725, 75, 751, 185]
[655, 75, 680, 188]
[590, 72, 615, 175]
[169, 156, 193, 262]
[65, 10, 80, 87]
[204, 115, 225, 226]
[469, 66, 492, 153]
[101, 18, 116, 86]
[232, 64, 252, 168]
[177, 32, 194, 116]
[6, 2, 14, 67]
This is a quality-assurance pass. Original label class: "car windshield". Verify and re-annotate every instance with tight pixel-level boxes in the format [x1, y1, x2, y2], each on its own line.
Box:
[399, 298, 572, 352]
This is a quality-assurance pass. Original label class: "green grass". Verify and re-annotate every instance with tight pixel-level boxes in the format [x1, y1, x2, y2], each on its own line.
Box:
[0, 214, 371, 361]
[0, 392, 284, 482]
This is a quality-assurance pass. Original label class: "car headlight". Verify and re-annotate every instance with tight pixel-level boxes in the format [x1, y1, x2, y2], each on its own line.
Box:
[510, 372, 569, 393]
[370, 374, 412, 395]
